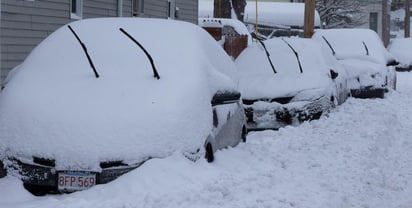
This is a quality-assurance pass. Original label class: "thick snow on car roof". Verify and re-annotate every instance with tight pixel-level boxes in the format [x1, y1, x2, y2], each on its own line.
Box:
[235, 37, 333, 100]
[312, 29, 393, 65]
[0, 18, 238, 170]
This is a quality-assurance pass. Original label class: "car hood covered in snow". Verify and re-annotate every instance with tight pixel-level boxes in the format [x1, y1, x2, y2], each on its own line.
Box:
[0, 18, 238, 170]
[235, 37, 334, 101]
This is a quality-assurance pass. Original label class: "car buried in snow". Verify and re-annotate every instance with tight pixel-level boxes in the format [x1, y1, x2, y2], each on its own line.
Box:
[388, 38, 412, 72]
[0, 18, 246, 195]
[235, 36, 347, 131]
[312, 29, 397, 98]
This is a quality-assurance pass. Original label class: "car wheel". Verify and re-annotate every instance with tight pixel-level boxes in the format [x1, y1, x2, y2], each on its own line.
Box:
[0, 161, 6, 178]
[205, 143, 214, 163]
[241, 126, 247, 143]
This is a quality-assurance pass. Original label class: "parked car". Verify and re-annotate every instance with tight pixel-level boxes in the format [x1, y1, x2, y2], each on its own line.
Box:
[235, 36, 345, 131]
[312, 29, 398, 98]
[0, 18, 246, 194]
[388, 38, 412, 72]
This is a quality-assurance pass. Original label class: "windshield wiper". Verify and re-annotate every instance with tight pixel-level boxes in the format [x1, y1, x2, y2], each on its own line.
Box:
[251, 33, 277, 74]
[322, 36, 336, 56]
[362, 41, 369, 56]
[282, 39, 303, 73]
[67, 25, 100, 78]
[119, 28, 160, 80]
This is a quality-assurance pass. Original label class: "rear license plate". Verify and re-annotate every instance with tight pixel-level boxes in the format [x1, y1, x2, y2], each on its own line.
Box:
[58, 171, 96, 191]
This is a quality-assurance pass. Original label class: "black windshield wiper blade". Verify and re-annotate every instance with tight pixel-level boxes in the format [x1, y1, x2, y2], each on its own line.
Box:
[251, 33, 277, 74]
[67, 25, 99, 78]
[322, 36, 336, 56]
[362, 41, 369, 56]
[282, 38, 303, 73]
[119, 28, 160, 80]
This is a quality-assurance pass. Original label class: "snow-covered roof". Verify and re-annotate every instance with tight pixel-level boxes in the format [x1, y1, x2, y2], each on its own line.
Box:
[243, 2, 321, 28]
[235, 37, 333, 100]
[0, 18, 238, 170]
[198, 0, 321, 28]
[198, 19, 223, 28]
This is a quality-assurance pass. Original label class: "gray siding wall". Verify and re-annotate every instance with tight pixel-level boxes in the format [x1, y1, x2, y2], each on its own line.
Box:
[176, 0, 198, 24]
[1, 0, 70, 83]
[0, 0, 197, 84]
[0, 0, 132, 84]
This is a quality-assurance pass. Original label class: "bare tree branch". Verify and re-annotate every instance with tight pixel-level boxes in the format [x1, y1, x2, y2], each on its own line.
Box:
[316, 0, 368, 28]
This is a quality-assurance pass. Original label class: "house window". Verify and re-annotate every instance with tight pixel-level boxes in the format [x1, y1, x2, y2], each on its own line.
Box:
[167, 0, 177, 19]
[71, 0, 83, 19]
[132, 0, 144, 17]
[369, 12, 378, 33]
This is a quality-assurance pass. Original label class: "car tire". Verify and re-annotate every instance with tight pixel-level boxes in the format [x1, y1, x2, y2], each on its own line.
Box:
[0, 161, 6, 178]
[241, 126, 247, 143]
[205, 143, 214, 163]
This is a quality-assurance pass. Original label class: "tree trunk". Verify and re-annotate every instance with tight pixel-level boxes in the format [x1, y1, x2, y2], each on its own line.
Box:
[304, 0, 316, 38]
[214, 0, 222, 18]
[406, 0, 410, 38]
[382, 0, 390, 47]
[231, 0, 246, 21]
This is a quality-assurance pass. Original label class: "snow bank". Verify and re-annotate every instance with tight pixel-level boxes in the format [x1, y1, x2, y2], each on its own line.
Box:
[0, 18, 238, 170]
[235, 37, 333, 100]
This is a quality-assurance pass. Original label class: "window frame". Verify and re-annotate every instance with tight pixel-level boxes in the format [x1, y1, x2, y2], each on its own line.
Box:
[132, 0, 144, 17]
[70, 0, 83, 20]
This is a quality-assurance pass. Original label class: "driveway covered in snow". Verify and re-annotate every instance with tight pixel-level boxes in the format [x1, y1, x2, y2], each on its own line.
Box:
[1, 72, 412, 207]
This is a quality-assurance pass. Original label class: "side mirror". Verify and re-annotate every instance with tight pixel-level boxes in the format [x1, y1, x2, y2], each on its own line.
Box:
[330, 69, 339, 80]
[211, 91, 241, 106]
[387, 60, 399, 66]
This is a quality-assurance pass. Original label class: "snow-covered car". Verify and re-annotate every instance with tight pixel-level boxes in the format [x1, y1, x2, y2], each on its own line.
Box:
[313, 29, 398, 98]
[388, 38, 412, 72]
[0, 18, 246, 194]
[236, 37, 344, 131]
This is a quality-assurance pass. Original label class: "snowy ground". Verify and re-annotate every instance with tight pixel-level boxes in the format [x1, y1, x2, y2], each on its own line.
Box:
[2, 72, 412, 208]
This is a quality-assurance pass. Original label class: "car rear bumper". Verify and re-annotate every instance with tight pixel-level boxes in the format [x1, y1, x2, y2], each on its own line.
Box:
[396, 66, 412, 72]
[3, 158, 140, 193]
[350, 87, 386, 99]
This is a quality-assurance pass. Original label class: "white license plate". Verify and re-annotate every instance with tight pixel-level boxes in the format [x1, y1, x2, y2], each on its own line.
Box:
[58, 171, 96, 191]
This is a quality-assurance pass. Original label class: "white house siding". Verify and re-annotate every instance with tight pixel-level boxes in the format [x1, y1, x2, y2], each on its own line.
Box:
[360, 2, 383, 38]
